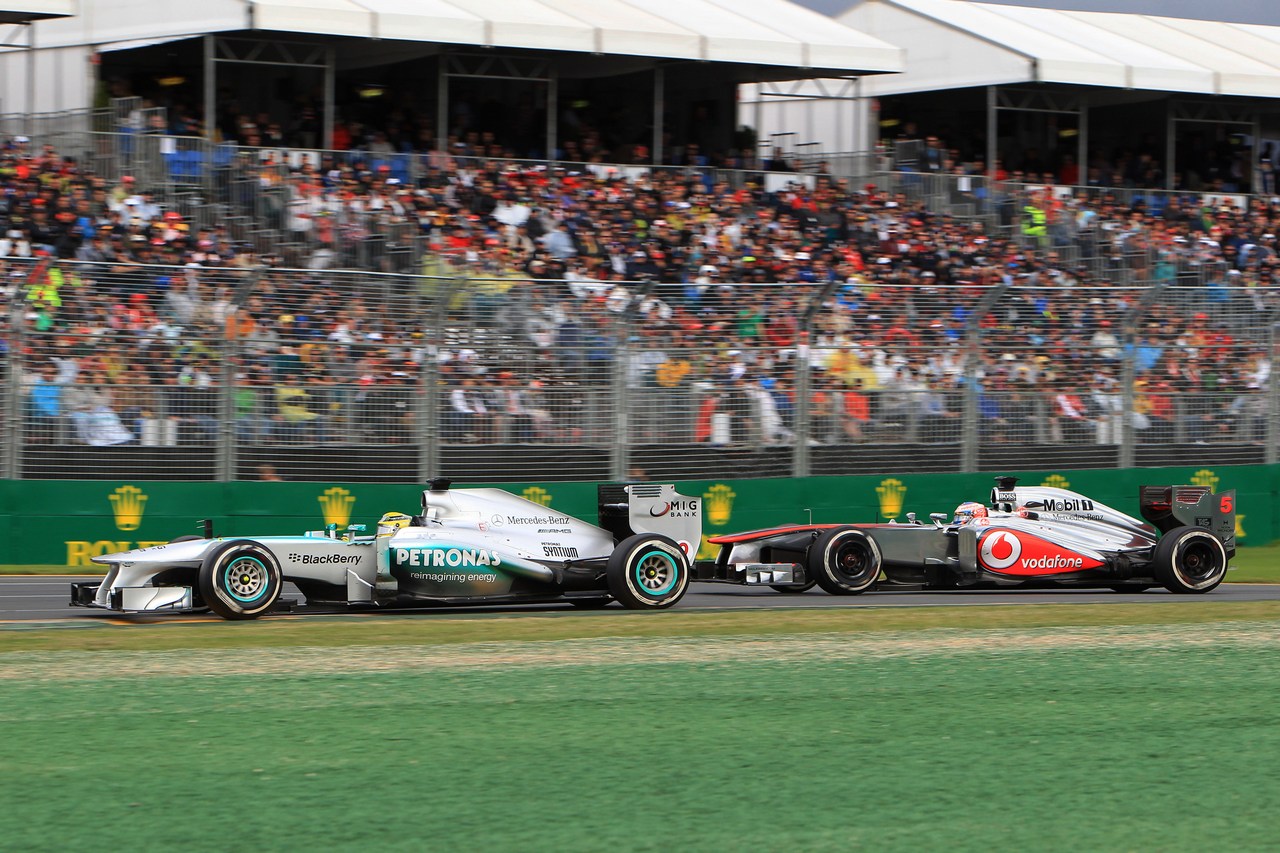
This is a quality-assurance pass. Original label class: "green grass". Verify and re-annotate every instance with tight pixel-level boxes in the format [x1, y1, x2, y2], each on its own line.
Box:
[3, 623, 1280, 851]
[1222, 545, 1280, 582]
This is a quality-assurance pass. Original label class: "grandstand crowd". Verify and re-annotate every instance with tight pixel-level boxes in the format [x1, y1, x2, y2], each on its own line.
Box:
[2, 131, 1277, 450]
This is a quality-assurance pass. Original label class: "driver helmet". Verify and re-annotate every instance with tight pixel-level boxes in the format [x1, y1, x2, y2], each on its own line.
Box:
[377, 511, 414, 537]
[952, 501, 988, 524]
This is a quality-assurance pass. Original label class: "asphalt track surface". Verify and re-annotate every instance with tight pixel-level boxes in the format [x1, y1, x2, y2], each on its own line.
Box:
[3, 575, 1280, 623]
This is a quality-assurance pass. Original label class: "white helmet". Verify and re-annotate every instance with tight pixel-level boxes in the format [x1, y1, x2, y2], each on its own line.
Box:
[953, 501, 988, 524]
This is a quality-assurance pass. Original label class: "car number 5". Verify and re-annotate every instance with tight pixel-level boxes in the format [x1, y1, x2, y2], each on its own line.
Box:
[1220, 495, 1233, 513]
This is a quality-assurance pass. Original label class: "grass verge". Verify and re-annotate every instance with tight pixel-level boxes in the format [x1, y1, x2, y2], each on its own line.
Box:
[2, 622, 1279, 851]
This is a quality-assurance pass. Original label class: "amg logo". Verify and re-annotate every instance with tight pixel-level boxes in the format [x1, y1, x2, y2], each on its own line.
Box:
[288, 553, 361, 565]
[543, 545, 580, 558]
[1041, 498, 1094, 512]
[538, 528, 572, 534]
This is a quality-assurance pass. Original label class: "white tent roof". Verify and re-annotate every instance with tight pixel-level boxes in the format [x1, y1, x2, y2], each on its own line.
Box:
[0, 0, 74, 24]
[842, 0, 1280, 96]
[27, 0, 904, 74]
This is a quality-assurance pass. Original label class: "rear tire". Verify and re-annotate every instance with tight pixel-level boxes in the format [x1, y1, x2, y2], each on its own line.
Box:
[808, 527, 882, 595]
[606, 534, 689, 609]
[1153, 526, 1228, 594]
[199, 540, 283, 620]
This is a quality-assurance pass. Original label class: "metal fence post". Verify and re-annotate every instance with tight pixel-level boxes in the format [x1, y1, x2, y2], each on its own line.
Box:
[793, 280, 840, 478]
[217, 267, 266, 481]
[960, 284, 1008, 473]
[1268, 321, 1280, 466]
[216, 334, 237, 482]
[1119, 284, 1165, 469]
[418, 275, 460, 482]
[611, 279, 656, 481]
[3, 269, 27, 480]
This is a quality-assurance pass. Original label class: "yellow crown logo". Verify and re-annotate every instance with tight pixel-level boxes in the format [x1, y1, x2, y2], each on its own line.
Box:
[522, 486, 553, 507]
[318, 487, 356, 527]
[704, 484, 737, 527]
[109, 485, 147, 531]
[1041, 474, 1071, 490]
[877, 478, 906, 519]
[1191, 469, 1219, 491]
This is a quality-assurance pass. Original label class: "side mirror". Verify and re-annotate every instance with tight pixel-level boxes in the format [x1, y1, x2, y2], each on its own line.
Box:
[930, 512, 949, 527]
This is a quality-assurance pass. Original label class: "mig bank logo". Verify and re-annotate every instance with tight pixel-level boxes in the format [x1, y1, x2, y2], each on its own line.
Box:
[522, 486, 553, 507]
[1041, 474, 1071, 490]
[318, 487, 356, 527]
[109, 485, 147, 531]
[877, 478, 906, 520]
[1191, 469, 1219, 492]
[703, 484, 736, 527]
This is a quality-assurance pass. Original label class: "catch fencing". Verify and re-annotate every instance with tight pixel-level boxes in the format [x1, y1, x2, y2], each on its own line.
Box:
[2, 259, 1278, 483]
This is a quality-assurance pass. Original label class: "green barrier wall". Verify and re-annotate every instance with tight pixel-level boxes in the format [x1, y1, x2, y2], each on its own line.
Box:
[0, 464, 1270, 566]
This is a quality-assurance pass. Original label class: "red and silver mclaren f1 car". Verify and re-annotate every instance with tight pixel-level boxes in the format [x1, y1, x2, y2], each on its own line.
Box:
[692, 477, 1235, 595]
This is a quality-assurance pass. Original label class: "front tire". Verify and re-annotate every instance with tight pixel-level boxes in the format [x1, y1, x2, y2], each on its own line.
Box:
[199, 540, 283, 620]
[1153, 526, 1228, 594]
[606, 534, 689, 609]
[808, 527, 882, 595]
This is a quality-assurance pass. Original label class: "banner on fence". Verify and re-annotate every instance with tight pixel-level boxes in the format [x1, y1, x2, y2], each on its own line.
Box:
[0, 464, 1270, 566]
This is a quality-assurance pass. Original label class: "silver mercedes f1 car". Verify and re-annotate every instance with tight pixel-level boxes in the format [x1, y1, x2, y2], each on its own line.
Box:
[693, 477, 1236, 595]
[71, 479, 701, 619]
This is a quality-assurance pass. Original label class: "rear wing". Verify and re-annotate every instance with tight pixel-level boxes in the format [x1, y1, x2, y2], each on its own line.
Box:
[1139, 485, 1236, 557]
[598, 484, 701, 559]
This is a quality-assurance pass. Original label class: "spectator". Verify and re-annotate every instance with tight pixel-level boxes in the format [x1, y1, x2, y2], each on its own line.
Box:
[65, 370, 133, 446]
[447, 376, 489, 442]
[25, 362, 64, 442]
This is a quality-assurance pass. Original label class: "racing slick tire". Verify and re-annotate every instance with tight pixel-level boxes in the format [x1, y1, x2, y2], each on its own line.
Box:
[199, 540, 284, 620]
[771, 579, 818, 594]
[1153, 526, 1228, 594]
[606, 534, 689, 609]
[809, 527, 882, 595]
